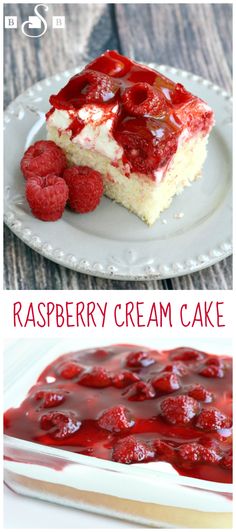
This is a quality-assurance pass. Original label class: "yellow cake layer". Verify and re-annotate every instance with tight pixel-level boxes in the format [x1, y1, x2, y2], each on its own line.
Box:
[48, 126, 209, 225]
[6, 472, 232, 529]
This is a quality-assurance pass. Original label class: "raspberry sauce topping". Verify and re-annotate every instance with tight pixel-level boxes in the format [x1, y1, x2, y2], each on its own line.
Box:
[48, 50, 214, 179]
[4, 345, 232, 483]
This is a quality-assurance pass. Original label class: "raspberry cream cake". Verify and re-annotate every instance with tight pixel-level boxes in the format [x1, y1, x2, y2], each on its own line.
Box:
[4, 345, 232, 528]
[46, 50, 214, 225]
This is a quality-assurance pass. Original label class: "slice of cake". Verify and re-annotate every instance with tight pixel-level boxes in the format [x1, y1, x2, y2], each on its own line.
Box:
[46, 50, 214, 225]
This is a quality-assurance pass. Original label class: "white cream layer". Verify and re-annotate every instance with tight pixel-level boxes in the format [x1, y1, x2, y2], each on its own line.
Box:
[48, 105, 123, 162]
[47, 106, 169, 182]
[47, 101, 212, 184]
[5, 458, 232, 513]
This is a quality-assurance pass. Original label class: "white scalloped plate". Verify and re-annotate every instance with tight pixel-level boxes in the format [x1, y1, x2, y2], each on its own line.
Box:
[4, 64, 232, 281]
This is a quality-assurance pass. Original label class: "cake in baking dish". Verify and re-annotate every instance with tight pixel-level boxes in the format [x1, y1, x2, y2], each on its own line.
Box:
[46, 50, 214, 225]
[4, 345, 232, 527]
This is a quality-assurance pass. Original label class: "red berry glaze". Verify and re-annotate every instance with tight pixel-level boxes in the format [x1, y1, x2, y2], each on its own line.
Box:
[26, 174, 69, 221]
[171, 83, 192, 105]
[47, 50, 214, 179]
[4, 345, 232, 484]
[63, 165, 103, 213]
[21, 140, 67, 180]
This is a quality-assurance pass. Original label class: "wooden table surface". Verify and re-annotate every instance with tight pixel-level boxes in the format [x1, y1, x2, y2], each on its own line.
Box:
[4, 3, 232, 290]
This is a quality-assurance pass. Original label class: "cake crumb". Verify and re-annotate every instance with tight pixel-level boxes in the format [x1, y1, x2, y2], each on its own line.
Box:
[174, 212, 184, 219]
[162, 218, 168, 225]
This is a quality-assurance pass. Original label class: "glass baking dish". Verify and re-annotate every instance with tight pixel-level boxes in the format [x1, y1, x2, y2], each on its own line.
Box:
[4, 340, 233, 528]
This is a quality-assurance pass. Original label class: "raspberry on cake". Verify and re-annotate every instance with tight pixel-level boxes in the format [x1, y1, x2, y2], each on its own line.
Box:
[46, 50, 214, 225]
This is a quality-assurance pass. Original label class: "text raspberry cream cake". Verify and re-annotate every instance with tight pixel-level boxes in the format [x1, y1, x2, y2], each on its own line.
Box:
[4, 345, 232, 528]
[46, 50, 214, 225]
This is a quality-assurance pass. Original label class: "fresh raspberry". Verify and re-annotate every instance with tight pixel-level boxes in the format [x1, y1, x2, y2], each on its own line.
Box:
[98, 405, 135, 432]
[40, 411, 81, 439]
[160, 395, 199, 425]
[152, 372, 180, 393]
[21, 140, 67, 180]
[59, 362, 83, 380]
[122, 83, 167, 117]
[170, 347, 205, 363]
[26, 174, 68, 221]
[171, 83, 192, 105]
[221, 451, 232, 470]
[187, 384, 213, 403]
[125, 381, 156, 401]
[153, 440, 176, 461]
[199, 365, 225, 378]
[195, 408, 232, 432]
[112, 371, 140, 389]
[63, 165, 103, 213]
[126, 350, 156, 368]
[164, 362, 188, 376]
[112, 435, 154, 464]
[35, 390, 65, 408]
[178, 443, 221, 464]
[79, 367, 111, 388]
[115, 117, 177, 174]
[50, 70, 120, 109]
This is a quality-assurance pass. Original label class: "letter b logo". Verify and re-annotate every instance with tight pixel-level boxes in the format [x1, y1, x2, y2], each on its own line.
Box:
[5, 16, 17, 28]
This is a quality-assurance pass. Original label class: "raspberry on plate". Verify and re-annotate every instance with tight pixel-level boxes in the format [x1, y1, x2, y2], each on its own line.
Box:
[26, 174, 68, 221]
[160, 395, 199, 425]
[63, 165, 103, 213]
[21, 140, 67, 179]
[112, 435, 154, 464]
[98, 405, 135, 432]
